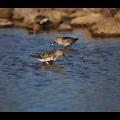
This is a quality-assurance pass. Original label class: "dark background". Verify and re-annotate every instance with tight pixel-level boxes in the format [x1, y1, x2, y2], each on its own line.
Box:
[0, 0, 120, 8]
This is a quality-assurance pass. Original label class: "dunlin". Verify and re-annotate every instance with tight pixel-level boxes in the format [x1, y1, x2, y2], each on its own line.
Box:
[52, 37, 79, 47]
[31, 49, 69, 65]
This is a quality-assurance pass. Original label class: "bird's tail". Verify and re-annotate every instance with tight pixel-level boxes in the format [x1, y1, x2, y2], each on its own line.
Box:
[31, 54, 39, 58]
[74, 38, 79, 41]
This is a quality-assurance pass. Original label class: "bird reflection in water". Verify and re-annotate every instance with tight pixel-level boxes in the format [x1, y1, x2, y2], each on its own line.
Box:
[62, 47, 79, 55]
[33, 63, 65, 75]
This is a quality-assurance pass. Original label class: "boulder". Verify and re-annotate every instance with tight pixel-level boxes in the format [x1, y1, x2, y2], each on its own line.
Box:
[13, 8, 38, 24]
[32, 24, 42, 33]
[71, 13, 104, 27]
[70, 8, 104, 18]
[89, 18, 120, 37]
[114, 10, 120, 22]
[58, 23, 72, 31]
[70, 11, 88, 18]
[0, 8, 14, 19]
[39, 10, 68, 24]
[0, 19, 13, 27]
[14, 21, 32, 29]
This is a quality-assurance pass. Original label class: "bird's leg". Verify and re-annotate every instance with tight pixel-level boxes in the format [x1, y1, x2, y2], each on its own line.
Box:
[63, 54, 70, 63]
[43, 62, 48, 65]
[48, 61, 54, 65]
[44, 61, 54, 65]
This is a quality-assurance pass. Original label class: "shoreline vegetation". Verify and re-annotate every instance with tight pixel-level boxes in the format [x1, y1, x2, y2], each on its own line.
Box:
[0, 8, 120, 38]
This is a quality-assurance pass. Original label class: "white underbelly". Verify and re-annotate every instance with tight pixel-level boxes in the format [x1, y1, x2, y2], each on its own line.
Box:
[37, 58, 54, 62]
[59, 42, 70, 47]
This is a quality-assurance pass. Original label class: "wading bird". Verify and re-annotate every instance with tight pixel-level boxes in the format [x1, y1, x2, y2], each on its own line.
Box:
[31, 49, 69, 65]
[52, 37, 79, 47]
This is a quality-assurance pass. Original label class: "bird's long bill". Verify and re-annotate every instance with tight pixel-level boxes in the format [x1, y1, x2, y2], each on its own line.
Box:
[63, 54, 70, 62]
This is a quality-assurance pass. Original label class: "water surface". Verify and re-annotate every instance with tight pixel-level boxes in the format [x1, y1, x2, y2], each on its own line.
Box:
[0, 28, 120, 112]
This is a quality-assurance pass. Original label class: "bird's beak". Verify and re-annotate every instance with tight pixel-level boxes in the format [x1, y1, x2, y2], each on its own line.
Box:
[51, 42, 56, 46]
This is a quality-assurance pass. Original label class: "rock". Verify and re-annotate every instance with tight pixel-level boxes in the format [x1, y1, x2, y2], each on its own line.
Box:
[13, 8, 38, 24]
[35, 15, 54, 29]
[24, 13, 39, 24]
[57, 8, 78, 15]
[70, 11, 88, 18]
[81, 8, 118, 16]
[71, 13, 104, 27]
[32, 24, 42, 34]
[0, 8, 14, 19]
[35, 15, 48, 24]
[58, 23, 72, 31]
[13, 8, 24, 21]
[0, 19, 13, 27]
[81, 8, 102, 12]
[89, 18, 120, 37]
[102, 8, 120, 17]
[14, 21, 31, 29]
[114, 10, 120, 22]
[1, 8, 120, 36]
[70, 9, 104, 18]
[39, 10, 68, 24]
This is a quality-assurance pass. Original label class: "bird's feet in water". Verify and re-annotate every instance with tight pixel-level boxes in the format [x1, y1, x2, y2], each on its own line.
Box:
[43, 61, 54, 66]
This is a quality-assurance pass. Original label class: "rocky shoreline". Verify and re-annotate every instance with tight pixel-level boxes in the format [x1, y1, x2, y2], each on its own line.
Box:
[0, 8, 120, 38]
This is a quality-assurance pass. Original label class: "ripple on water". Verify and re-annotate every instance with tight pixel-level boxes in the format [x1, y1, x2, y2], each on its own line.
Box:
[0, 28, 120, 112]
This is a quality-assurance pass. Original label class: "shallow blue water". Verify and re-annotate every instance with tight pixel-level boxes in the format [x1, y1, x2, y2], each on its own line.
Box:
[0, 28, 120, 112]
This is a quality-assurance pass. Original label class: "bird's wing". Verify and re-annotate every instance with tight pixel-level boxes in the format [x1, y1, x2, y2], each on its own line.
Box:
[42, 51, 54, 59]
[63, 37, 79, 41]
[62, 37, 74, 39]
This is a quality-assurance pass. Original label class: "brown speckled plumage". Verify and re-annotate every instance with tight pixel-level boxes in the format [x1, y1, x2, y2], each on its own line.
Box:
[31, 50, 64, 65]
[52, 37, 79, 47]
